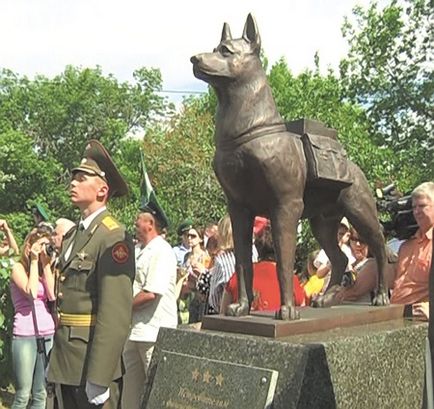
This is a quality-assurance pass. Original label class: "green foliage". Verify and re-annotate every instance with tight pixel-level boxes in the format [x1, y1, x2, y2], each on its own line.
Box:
[0, 66, 171, 170]
[340, 0, 433, 182]
[0, 130, 67, 218]
[141, 94, 225, 242]
[109, 138, 144, 232]
[0, 255, 15, 387]
[0, 66, 173, 236]
[268, 58, 417, 192]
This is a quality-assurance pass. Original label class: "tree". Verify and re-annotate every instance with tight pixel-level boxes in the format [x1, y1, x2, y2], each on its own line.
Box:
[0, 66, 175, 236]
[0, 131, 65, 213]
[140, 94, 226, 240]
[0, 66, 172, 170]
[340, 0, 433, 182]
[109, 137, 146, 232]
[267, 58, 414, 188]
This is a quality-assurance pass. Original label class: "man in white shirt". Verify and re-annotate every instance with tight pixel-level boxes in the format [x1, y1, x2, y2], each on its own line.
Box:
[122, 202, 177, 409]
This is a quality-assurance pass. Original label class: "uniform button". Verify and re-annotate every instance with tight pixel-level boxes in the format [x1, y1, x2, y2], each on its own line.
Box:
[59, 275, 66, 282]
[58, 292, 63, 299]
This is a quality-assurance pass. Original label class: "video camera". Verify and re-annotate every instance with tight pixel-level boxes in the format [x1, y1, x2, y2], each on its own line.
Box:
[376, 183, 418, 240]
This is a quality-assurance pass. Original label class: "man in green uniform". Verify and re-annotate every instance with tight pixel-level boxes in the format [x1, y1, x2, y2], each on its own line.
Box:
[47, 140, 135, 409]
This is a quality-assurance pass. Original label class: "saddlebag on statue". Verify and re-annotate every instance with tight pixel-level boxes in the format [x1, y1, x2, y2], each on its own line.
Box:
[286, 118, 353, 190]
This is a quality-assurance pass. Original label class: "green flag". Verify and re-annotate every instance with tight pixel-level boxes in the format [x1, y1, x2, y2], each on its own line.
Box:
[139, 150, 170, 228]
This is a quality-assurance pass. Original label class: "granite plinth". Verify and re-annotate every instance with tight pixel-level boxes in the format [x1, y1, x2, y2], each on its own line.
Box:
[144, 319, 427, 409]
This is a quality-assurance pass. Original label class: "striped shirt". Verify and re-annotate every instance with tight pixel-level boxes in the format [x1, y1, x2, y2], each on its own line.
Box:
[208, 251, 236, 313]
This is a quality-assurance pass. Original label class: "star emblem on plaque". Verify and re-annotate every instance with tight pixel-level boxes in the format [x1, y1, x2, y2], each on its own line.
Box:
[190, 368, 224, 386]
[202, 370, 212, 383]
[215, 373, 224, 387]
[191, 368, 200, 381]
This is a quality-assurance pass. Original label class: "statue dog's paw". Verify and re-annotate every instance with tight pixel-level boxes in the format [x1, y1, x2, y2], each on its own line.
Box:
[371, 290, 390, 306]
[310, 295, 324, 308]
[226, 302, 249, 317]
[311, 285, 342, 308]
[276, 305, 300, 321]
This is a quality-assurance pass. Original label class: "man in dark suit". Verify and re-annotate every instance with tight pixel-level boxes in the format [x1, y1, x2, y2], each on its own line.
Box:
[47, 140, 135, 409]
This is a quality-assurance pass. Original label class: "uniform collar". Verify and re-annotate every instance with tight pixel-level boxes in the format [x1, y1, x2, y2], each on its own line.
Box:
[80, 206, 107, 230]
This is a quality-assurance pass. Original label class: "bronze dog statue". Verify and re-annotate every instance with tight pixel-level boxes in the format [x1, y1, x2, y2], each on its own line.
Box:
[191, 14, 389, 320]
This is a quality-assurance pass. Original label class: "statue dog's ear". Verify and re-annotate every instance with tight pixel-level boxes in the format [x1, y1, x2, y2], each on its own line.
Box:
[221, 22, 232, 42]
[242, 13, 261, 55]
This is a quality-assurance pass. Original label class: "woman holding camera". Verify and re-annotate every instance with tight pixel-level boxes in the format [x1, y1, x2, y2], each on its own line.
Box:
[10, 224, 56, 409]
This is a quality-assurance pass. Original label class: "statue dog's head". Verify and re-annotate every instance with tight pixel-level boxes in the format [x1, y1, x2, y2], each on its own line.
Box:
[191, 14, 263, 87]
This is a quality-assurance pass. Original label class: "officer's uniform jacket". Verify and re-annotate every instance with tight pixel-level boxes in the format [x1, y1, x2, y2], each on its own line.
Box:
[47, 209, 135, 387]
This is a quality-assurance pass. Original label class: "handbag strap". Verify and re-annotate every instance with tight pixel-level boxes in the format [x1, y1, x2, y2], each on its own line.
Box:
[30, 289, 41, 337]
[30, 288, 49, 363]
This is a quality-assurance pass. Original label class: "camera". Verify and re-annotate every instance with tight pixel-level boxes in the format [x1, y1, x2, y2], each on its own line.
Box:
[376, 183, 418, 240]
[45, 243, 57, 258]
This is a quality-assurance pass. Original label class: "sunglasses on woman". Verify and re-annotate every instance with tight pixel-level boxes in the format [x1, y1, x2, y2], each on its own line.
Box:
[187, 233, 198, 239]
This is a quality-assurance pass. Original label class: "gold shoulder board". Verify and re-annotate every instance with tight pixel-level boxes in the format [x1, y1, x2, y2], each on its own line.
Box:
[102, 216, 120, 231]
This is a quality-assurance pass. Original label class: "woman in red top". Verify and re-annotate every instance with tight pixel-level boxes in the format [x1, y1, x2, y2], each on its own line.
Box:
[220, 222, 305, 313]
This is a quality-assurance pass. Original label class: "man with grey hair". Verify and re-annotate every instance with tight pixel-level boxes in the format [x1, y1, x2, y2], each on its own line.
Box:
[391, 181, 433, 305]
[407, 182, 434, 409]
[52, 218, 76, 251]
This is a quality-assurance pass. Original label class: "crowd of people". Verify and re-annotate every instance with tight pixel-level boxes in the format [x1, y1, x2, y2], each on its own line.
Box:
[176, 181, 433, 321]
[1, 138, 432, 409]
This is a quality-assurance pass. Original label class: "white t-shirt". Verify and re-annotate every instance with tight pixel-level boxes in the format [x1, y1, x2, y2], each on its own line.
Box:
[129, 236, 177, 343]
[314, 244, 355, 293]
[387, 238, 404, 255]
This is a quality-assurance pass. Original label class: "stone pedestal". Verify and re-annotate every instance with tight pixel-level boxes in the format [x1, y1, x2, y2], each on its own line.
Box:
[144, 311, 427, 409]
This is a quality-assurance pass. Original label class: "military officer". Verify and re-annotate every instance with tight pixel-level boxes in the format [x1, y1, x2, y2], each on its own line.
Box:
[47, 140, 135, 409]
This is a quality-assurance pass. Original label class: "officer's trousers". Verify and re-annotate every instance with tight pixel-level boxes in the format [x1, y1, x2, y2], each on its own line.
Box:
[60, 378, 122, 409]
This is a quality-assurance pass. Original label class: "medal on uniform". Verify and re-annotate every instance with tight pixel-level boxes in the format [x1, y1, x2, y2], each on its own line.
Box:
[77, 251, 88, 261]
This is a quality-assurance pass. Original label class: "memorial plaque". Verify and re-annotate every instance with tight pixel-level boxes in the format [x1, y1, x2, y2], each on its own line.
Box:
[146, 350, 279, 409]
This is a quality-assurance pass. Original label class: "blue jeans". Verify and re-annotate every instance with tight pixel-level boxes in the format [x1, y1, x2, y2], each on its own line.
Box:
[11, 335, 53, 409]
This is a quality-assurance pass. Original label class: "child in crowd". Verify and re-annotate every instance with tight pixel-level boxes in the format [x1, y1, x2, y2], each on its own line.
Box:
[302, 249, 324, 304]
[313, 217, 355, 294]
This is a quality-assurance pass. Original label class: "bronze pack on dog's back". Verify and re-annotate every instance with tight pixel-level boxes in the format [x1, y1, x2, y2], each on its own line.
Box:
[191, 14, 389, 320]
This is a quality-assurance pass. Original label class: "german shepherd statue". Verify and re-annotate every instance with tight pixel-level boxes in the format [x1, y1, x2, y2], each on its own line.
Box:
[191, 14, 389, 320]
